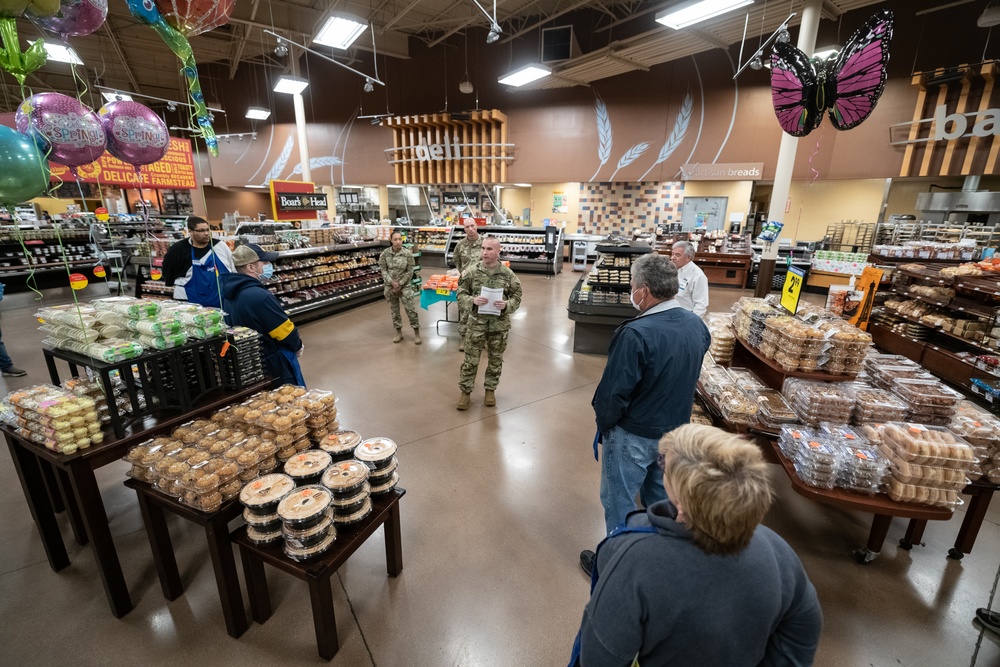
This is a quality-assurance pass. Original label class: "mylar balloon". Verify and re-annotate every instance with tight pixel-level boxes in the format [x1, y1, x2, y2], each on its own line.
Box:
[98, 100, 169, 166]
[27, 0, 107, 39]
[0, 125, 50, 205]
[15, 92, 105, 168]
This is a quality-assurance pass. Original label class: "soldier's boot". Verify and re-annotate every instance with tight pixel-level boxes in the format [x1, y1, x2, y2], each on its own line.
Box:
[393, 329, 403, 343]
[457, 392, 471, 411]
[413, 328, 422, 345]
[484, 389, 496, 407]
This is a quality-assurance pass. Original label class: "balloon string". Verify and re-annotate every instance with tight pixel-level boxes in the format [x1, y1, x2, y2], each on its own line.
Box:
[54, 223, 88, 331]
[807, 137, 821, 186]
[7, 207, 43, 301]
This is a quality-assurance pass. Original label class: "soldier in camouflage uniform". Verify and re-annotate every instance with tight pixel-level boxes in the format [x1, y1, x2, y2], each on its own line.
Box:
[378, 231, 421, 344]
[456, 236, 522, 410]
[452, 219, 483, 352]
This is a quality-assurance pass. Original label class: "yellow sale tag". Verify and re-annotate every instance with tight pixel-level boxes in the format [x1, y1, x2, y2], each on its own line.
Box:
[436, 288, 451, 295]
[780, 266, 804, 314]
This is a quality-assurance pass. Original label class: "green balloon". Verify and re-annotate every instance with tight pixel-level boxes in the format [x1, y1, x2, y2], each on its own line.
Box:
[0, 125, 49, 205]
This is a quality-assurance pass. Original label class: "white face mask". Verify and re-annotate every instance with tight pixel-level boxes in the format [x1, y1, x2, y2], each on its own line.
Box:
[630, 286, 643, 311]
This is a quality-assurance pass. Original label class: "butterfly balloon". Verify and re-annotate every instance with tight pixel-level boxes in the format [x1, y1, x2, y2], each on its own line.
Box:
[770, 9, 894, 138]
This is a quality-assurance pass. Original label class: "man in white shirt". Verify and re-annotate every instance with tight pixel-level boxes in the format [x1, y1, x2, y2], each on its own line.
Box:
[670, 241, 709, 318]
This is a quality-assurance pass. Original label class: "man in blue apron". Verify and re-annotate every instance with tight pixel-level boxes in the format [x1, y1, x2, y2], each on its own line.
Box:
[219, 244, 305, 387]
[161, 217, 235, 308]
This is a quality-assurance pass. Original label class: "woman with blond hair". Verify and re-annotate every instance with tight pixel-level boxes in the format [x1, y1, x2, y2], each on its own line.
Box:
[570, 424, 822, 666]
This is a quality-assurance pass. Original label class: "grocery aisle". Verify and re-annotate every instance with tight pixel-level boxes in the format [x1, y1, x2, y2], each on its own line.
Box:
[0, 271, 998, 666]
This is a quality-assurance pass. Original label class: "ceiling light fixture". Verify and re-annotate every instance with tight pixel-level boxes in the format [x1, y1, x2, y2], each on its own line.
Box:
[655, 0, 754, 30]
[314, 14, 367, 50]
[274, 38, 289, 57]
[31, 40, 83, 65]
[498, 63, 550, 87]
[247, 184, 268, 189]
[102, 91, 133, 102]
[264, 29, 384, 88]
[273, 75, 309, 95]
[471, 0, 501, 43]
[732, 11, 796, 79]
[166, 102, 177, 112]
[364, 78, 374, 93]
[486, 25, 500, 44]
[245, 106, 271, 120]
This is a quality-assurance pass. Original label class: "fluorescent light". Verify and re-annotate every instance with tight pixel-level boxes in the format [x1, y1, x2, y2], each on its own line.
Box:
[31, 40, 83, 65]
[314, 15, 367, 50]
[245, 106, 271, 120]
[812, 46, 840, 60]
[513, 183, 531, 187]
[655, 0, 754, 30]
[498, 63, 550, 87]
[273, 75, 309, 95]
[247, 184, 268, 189]
[101, 91, 133, 103]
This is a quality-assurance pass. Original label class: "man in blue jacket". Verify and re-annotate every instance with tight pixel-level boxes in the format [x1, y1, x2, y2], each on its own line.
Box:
[220, 244, 305, 386]
[581, 252, 711, 575]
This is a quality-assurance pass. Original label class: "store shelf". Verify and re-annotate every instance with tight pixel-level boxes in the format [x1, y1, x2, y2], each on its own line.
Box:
[444, 226, 564, 274]
[274, 241, 383, 259]
[273, 268, 380, 295]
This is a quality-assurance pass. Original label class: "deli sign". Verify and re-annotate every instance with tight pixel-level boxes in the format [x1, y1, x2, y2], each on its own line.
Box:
[277, 193, 328, 211]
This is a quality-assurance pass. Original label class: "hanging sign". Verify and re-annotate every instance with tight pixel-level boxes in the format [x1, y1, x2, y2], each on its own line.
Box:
[48, 138, 197, 189]
[93, 265, 106, 278]
[276, 193, 328, 212]
[780, 266, 805, 314]
[150, 267, 162, 280]
[69, 273, 88, 290]
[270, 180, 321, 221]
[443, 192, 479, 206]
[95, 207, 109, 222]
[846, 266, 884, 331]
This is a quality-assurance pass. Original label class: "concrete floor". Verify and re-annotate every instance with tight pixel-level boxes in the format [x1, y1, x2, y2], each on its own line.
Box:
[1, 269, 999, 666]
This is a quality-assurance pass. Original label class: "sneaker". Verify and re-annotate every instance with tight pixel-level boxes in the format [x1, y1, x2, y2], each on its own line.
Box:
[2, 367, 26, 377]
[976, 608, 1000, 633]
[579, 550, 596, 577]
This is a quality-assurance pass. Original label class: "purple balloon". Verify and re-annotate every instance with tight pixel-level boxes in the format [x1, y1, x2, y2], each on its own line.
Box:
[98, 101, 169, 167]
[27, 0, 108, 39]
[15, 92, 106, 169]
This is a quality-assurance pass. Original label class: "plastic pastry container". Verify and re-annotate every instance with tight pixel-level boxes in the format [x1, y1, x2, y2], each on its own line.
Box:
[727, 368, 767, 391]
[885, 449, 969, 490]
[368, 458, 399, 486]
[819, 423, 867, 446]
[718, 391, 759, 425]
[293, 389, 338, 415]
[321, 459, 371, 497]
[243, 507, 281, 532]
[354, 437, 398, 470]
[246, 525, 284, 546]
[749, 389, 799, 428]
[256, 406, 309, 433]
[283, 450, 333, 486]
[282, 511, 335, 549]
[369, 472, 400, 496]
[240, 473, 296, 516]
[277, 485, 334, 529]
[283, 530, 336, 561]
[332, 498, 373, 526]
[875, 422, 978, 469]
[886, 477, 963, 508]
[318, 430, 362, 460]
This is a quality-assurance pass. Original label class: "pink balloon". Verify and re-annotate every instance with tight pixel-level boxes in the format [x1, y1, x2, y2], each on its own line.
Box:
[27, 0, 108, 39]
[98, 101, 169, 167]
[15, 92, 106, 168]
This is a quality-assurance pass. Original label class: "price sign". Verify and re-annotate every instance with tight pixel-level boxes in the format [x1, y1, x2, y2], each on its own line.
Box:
[95, 207, 109, 222]
[780, 266, 805, 314]
[436, 288, 452, 296]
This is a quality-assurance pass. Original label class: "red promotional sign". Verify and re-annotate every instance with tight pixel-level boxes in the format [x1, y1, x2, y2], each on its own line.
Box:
[49, 137, 197, 189]
[270, 180, 320, 221]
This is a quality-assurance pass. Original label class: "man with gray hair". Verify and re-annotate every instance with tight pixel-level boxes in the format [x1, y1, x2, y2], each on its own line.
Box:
[580, 252, 711, 575]
[670, 241, 709, 318]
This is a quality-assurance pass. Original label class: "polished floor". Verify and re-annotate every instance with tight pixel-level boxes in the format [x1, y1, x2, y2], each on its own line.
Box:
[1, 269, 999, 666]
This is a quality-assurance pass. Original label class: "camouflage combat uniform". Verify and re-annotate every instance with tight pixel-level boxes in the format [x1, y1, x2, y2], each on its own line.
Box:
[457, 262, 522, 393]
[452, 234, 483, 337]
[378, 245, 420, 330]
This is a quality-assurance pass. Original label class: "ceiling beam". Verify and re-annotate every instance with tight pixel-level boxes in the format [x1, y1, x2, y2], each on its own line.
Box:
[382, 0, 424, 31]
[102, 22, 142, 93]
[229, 0, 260, 79]
[688, 28, 731, 51]
[500, 0, 594, 43]
[606, 50, 649, 72]
[427, 17, 475, 48]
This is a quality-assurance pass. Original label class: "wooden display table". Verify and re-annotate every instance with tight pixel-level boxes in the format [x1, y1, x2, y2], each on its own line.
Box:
[766, 440, 954, 564]
[124, 479, 249, 638]
[233, 488, 405, 660]
[2, 380, 271, 618]
[730, 333, 857, 390]
[806, 269, 854, 290]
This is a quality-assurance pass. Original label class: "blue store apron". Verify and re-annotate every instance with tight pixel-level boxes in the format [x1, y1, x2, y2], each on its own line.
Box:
[187, 244, 229, 308]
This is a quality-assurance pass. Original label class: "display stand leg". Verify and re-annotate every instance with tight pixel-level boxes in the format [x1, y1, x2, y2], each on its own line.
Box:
[40, 459, 65, 514]
[239, 545, 272, 623]
[953, 486, 994, 559]
[385, 493, 404, 576]
[309, 573, 339, 660]
[56, 467, 88, 545]
[900, 519, 926, 551]
[6, 438, 69, 571]
[205, 518, 249, 638]
[67, 460, 133, 617]
[135, 492, 183, 600]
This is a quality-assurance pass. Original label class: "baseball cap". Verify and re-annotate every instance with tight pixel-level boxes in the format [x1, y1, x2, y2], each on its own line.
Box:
[232, 243, 279, 267]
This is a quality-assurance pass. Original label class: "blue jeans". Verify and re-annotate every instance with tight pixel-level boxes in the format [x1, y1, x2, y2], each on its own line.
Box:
[599, 425, 667, 534]
[0, 326, 12, 370]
